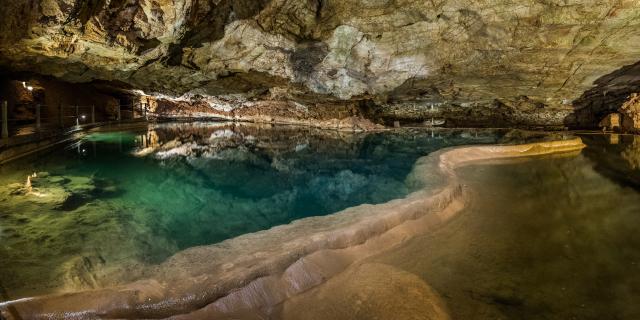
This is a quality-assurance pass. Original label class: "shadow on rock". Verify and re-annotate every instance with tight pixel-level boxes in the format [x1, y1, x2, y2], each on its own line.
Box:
[567, 60, 640, 129]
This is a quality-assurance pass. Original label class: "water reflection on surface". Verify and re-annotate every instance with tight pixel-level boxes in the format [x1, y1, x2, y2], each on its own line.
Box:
[285, 133, 640, 320]
[581, 134, 640, 189]
[2, 122, 637, 320]
[0, 123, 509, 298]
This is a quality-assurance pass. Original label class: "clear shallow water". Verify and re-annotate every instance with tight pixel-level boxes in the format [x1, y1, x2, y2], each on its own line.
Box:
[310, 133, 640, 320]
[0, 122, 510, 298]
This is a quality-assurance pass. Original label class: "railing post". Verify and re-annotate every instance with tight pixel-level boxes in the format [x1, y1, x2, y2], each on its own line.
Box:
[117, 105, 121, 121]
[59, 103, 64, 128]
[91, 105, 95, 124]
[143, 103, 148, 120]
[75, 105, 79, 126]
[2, 101, 8, 143]
[36, 104, 41, 131]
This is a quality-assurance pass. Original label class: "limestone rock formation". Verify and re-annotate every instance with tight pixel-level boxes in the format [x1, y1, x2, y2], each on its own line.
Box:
[2, 172, 118, 211]
[621, 135, 640, 169]
[621, 93, 640, 133]
[573, 60, 640, 129]
[281, 263, 451, 320]
[1, 0, 640, 127]
[599, 113, 621, 132]
[596, 93, 640, 132]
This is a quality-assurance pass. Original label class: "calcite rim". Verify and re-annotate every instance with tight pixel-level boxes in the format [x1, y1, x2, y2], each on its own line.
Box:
[1, 138, 586, 319]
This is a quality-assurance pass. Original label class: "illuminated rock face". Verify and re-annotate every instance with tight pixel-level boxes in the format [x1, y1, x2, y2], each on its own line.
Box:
[2, 137, 587, 318]
[1, 1, 640, 127]
[622, 136, 640, 169]
[621, 93, 640, 133]
[595, 93, 640, 133]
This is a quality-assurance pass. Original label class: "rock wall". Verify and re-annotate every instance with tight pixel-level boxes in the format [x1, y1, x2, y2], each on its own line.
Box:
[1, 1, 640, 127]
[153, 97, 381, 131]
[372, 98, 573, 129]
[571, 60, 640, 129]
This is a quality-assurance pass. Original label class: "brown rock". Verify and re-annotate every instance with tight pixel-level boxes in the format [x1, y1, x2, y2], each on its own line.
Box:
[2, 1, 640, 128]
[281, 263, 451, 320]
[620, 93, 640, 133]
[599, 113, 622, 132]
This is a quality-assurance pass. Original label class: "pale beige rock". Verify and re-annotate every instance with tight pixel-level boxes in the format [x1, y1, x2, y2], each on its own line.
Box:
[599, 113, 621, 131]
[3, 138, 586, 319]
[281, 263, 451, 320]
[1, 0, 640, 122]
[620, 93, 640, 133]
[622, 135, 640, 169]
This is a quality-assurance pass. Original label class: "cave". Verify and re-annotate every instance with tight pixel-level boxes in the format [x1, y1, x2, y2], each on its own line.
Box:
[1, 1, 640, 319]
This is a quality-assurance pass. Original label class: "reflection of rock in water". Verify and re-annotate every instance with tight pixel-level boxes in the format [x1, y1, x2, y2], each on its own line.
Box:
[3, 137, 586, 319]
[0, 172, 173, 298]
[581, 134, 640, 188]
[370, 153, 640, 320]
[620, 94, 640, 133]
[1, 124, 508, 300]
[621, 136, 640, 170]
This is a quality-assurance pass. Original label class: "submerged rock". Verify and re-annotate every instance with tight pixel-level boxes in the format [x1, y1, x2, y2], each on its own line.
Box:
[599, 113, 622, 132]
[622, 136, 640, 170]
[0, 172, 119, 211]
[2, 138, 587, 319]
[282, 263, 451, 320]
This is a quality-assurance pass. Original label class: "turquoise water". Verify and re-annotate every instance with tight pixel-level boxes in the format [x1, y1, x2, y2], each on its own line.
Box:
[2, 124, 638, 319]
[0, 123, 510, 297]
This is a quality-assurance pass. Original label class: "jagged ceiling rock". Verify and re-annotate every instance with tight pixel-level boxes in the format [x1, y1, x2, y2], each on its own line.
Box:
[1, 0, 640, 111]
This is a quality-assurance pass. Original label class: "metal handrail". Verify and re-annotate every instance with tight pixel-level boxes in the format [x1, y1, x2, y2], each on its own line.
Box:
[1, 100, 149, 143]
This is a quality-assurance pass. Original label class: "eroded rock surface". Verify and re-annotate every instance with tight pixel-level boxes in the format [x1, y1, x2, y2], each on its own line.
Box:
[2, 1, 640, 127]
[1, 137, 586, 319]
[621, 93, 640, 133]
[281, 263, 451, 320]
[572, 60, 640, 129]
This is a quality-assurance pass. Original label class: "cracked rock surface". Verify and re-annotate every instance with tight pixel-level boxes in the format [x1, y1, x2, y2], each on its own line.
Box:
[1, 0, 640, 127]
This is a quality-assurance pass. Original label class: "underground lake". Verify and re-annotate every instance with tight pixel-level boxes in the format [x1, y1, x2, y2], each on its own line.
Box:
[2, 1, 640, 318]
[0, 123, 639, 319]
